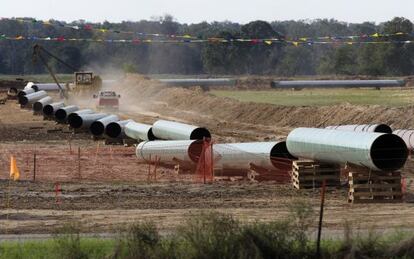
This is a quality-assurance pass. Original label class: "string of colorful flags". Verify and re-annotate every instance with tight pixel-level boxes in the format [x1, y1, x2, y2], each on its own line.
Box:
[1, 17, 414, 45]
[2, 34, 414, 46]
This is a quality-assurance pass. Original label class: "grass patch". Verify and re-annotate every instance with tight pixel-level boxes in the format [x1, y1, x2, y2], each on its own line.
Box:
[0, 238, 115, 259]
[0, 212, 413, 259]
[211, 88, 414, 106]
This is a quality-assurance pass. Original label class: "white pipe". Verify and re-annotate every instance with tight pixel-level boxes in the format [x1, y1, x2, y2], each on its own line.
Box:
[125, 121, 156, 141]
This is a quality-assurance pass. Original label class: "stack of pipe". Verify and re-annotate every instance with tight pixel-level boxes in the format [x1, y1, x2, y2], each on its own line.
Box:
[136, 140, 203, 166]
[67, 109, 94, 122]
[31, 83, 63, 92]
[158, 78, 236, 88]
[69, 113, 108, 130]
[393, 129, 414, 151]
[55, 106, 79, 123]
[33, 96, 53, 114]
[286, 128, 408, 171]
[18, 90, 48, 107]
[105, 119, 134, 139]
[124, 121, 156, 141]
[43, 102, 65, 118]
[152, 120, 211, 140]
[326, 124, 392, 133]
[90, 115, 120, 136]
[271, 80, 406, 89]
[213, 142, 295, 173]
[17, 88, 35, 99]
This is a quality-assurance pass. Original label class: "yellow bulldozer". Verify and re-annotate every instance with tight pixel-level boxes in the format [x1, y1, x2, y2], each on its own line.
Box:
[32, 44, 102, 97]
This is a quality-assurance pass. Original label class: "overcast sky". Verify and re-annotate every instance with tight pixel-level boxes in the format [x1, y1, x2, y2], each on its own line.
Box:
[1, 0, 413, 24]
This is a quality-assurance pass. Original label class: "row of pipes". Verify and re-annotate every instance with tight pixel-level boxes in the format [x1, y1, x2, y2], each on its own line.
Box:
[16, 82, 413, 175]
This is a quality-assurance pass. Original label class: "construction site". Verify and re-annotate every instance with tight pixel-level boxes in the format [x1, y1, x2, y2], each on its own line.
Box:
[0, 73, 413, 238]
[3, 7, 414, 257]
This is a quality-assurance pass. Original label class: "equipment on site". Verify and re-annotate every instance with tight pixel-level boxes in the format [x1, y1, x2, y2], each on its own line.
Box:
[93, 91, 120, 111]
[32, 44, 102, 98]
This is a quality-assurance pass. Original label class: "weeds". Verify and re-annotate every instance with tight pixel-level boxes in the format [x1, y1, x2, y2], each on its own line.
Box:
[1, 212, 414, 259]
[53, 223, 88, 259]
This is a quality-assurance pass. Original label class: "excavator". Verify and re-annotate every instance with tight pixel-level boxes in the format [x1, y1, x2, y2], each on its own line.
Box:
[32, 44, 102, 98]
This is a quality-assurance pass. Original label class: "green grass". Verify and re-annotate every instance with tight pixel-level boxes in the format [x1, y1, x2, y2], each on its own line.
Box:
[0, 238, 115, 259]
[1, 211, 413, 259]
[211, 88, 414, 107]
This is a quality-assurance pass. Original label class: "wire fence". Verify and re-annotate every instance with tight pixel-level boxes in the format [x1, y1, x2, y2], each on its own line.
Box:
[0, 143, 171, 183]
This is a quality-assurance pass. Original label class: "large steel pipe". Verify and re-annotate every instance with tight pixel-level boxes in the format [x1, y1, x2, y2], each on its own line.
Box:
[17, 88, 35, 99]
[90, 115, 119, 136]
[394, 129, 414, 151]
[159, 78, 236, 88]
[271, 80, 406, 89]
[33, 96, 53, 112]
[136, 140, 203, 164]
[67, 109, 94, 122]
[125, 121, 157, 141]
[326, 124, 392, 134]
[213, 142, 296, 171]
[19, 91, 48, 106]
[69, 113, 108, 129]
[31, 83, 63, 91]
[152, 120, 211, 140]
[24, 82, 35, 90]
[286, 128, 408, 171]
[43, 102, 65, 116]
[105, 119, 134, 139]
[55, 106, 79, 123]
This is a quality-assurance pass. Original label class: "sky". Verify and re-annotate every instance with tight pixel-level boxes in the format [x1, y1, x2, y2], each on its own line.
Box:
[1, 0, 413, 24]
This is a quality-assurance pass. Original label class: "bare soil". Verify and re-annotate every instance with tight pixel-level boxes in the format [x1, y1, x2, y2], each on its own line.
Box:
[0, 76, 414, 235]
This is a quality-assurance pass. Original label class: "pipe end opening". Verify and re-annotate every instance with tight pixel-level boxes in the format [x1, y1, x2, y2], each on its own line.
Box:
[90, 122, 105, 136]
[69, 116, 83, 129]
[190, 128, 211, 140]
[106, 122, 122, 138]
[371, 134, 408, 171]
[375, 124, 393, 134]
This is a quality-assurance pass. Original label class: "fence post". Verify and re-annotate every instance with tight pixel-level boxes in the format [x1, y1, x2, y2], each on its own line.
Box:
[316, 179, 327, 257]
[33, 151, 37, 182]
[78, 147, 81, 180]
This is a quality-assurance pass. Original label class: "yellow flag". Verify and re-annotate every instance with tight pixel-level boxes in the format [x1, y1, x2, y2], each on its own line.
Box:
[10, 156, 20, 181]
[293, 41, 299, 47]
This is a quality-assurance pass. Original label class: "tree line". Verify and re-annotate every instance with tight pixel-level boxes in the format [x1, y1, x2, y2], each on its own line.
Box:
[0, 16, 413, 76]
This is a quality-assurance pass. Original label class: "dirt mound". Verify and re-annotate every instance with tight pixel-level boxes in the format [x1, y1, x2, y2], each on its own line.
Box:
[119, 75, 414, 131]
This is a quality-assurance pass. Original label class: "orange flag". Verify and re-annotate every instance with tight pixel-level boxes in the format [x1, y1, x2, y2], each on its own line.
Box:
[10, 156, 20, 181]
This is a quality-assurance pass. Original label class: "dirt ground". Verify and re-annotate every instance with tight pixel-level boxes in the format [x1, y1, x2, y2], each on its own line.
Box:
[1, 77, 414, 235]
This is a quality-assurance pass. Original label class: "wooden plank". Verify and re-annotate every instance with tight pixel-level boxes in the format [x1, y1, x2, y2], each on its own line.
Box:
[349, 171, 401, 177]
[350, 183, 401, 189]
[348, 175, 401, 181]
[351, 191, 403, 197]
[295, 175, 340, 181]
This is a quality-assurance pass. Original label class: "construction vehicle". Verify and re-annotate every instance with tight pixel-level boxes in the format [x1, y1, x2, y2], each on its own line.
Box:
[93, 90, 120, 110]
[32, 44, 102, 98]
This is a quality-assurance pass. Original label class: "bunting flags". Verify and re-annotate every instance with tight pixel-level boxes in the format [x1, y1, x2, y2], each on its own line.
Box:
[1, 33, 414, 46]
[1, 17, 413, 44]
[0, 18, 413, 46]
